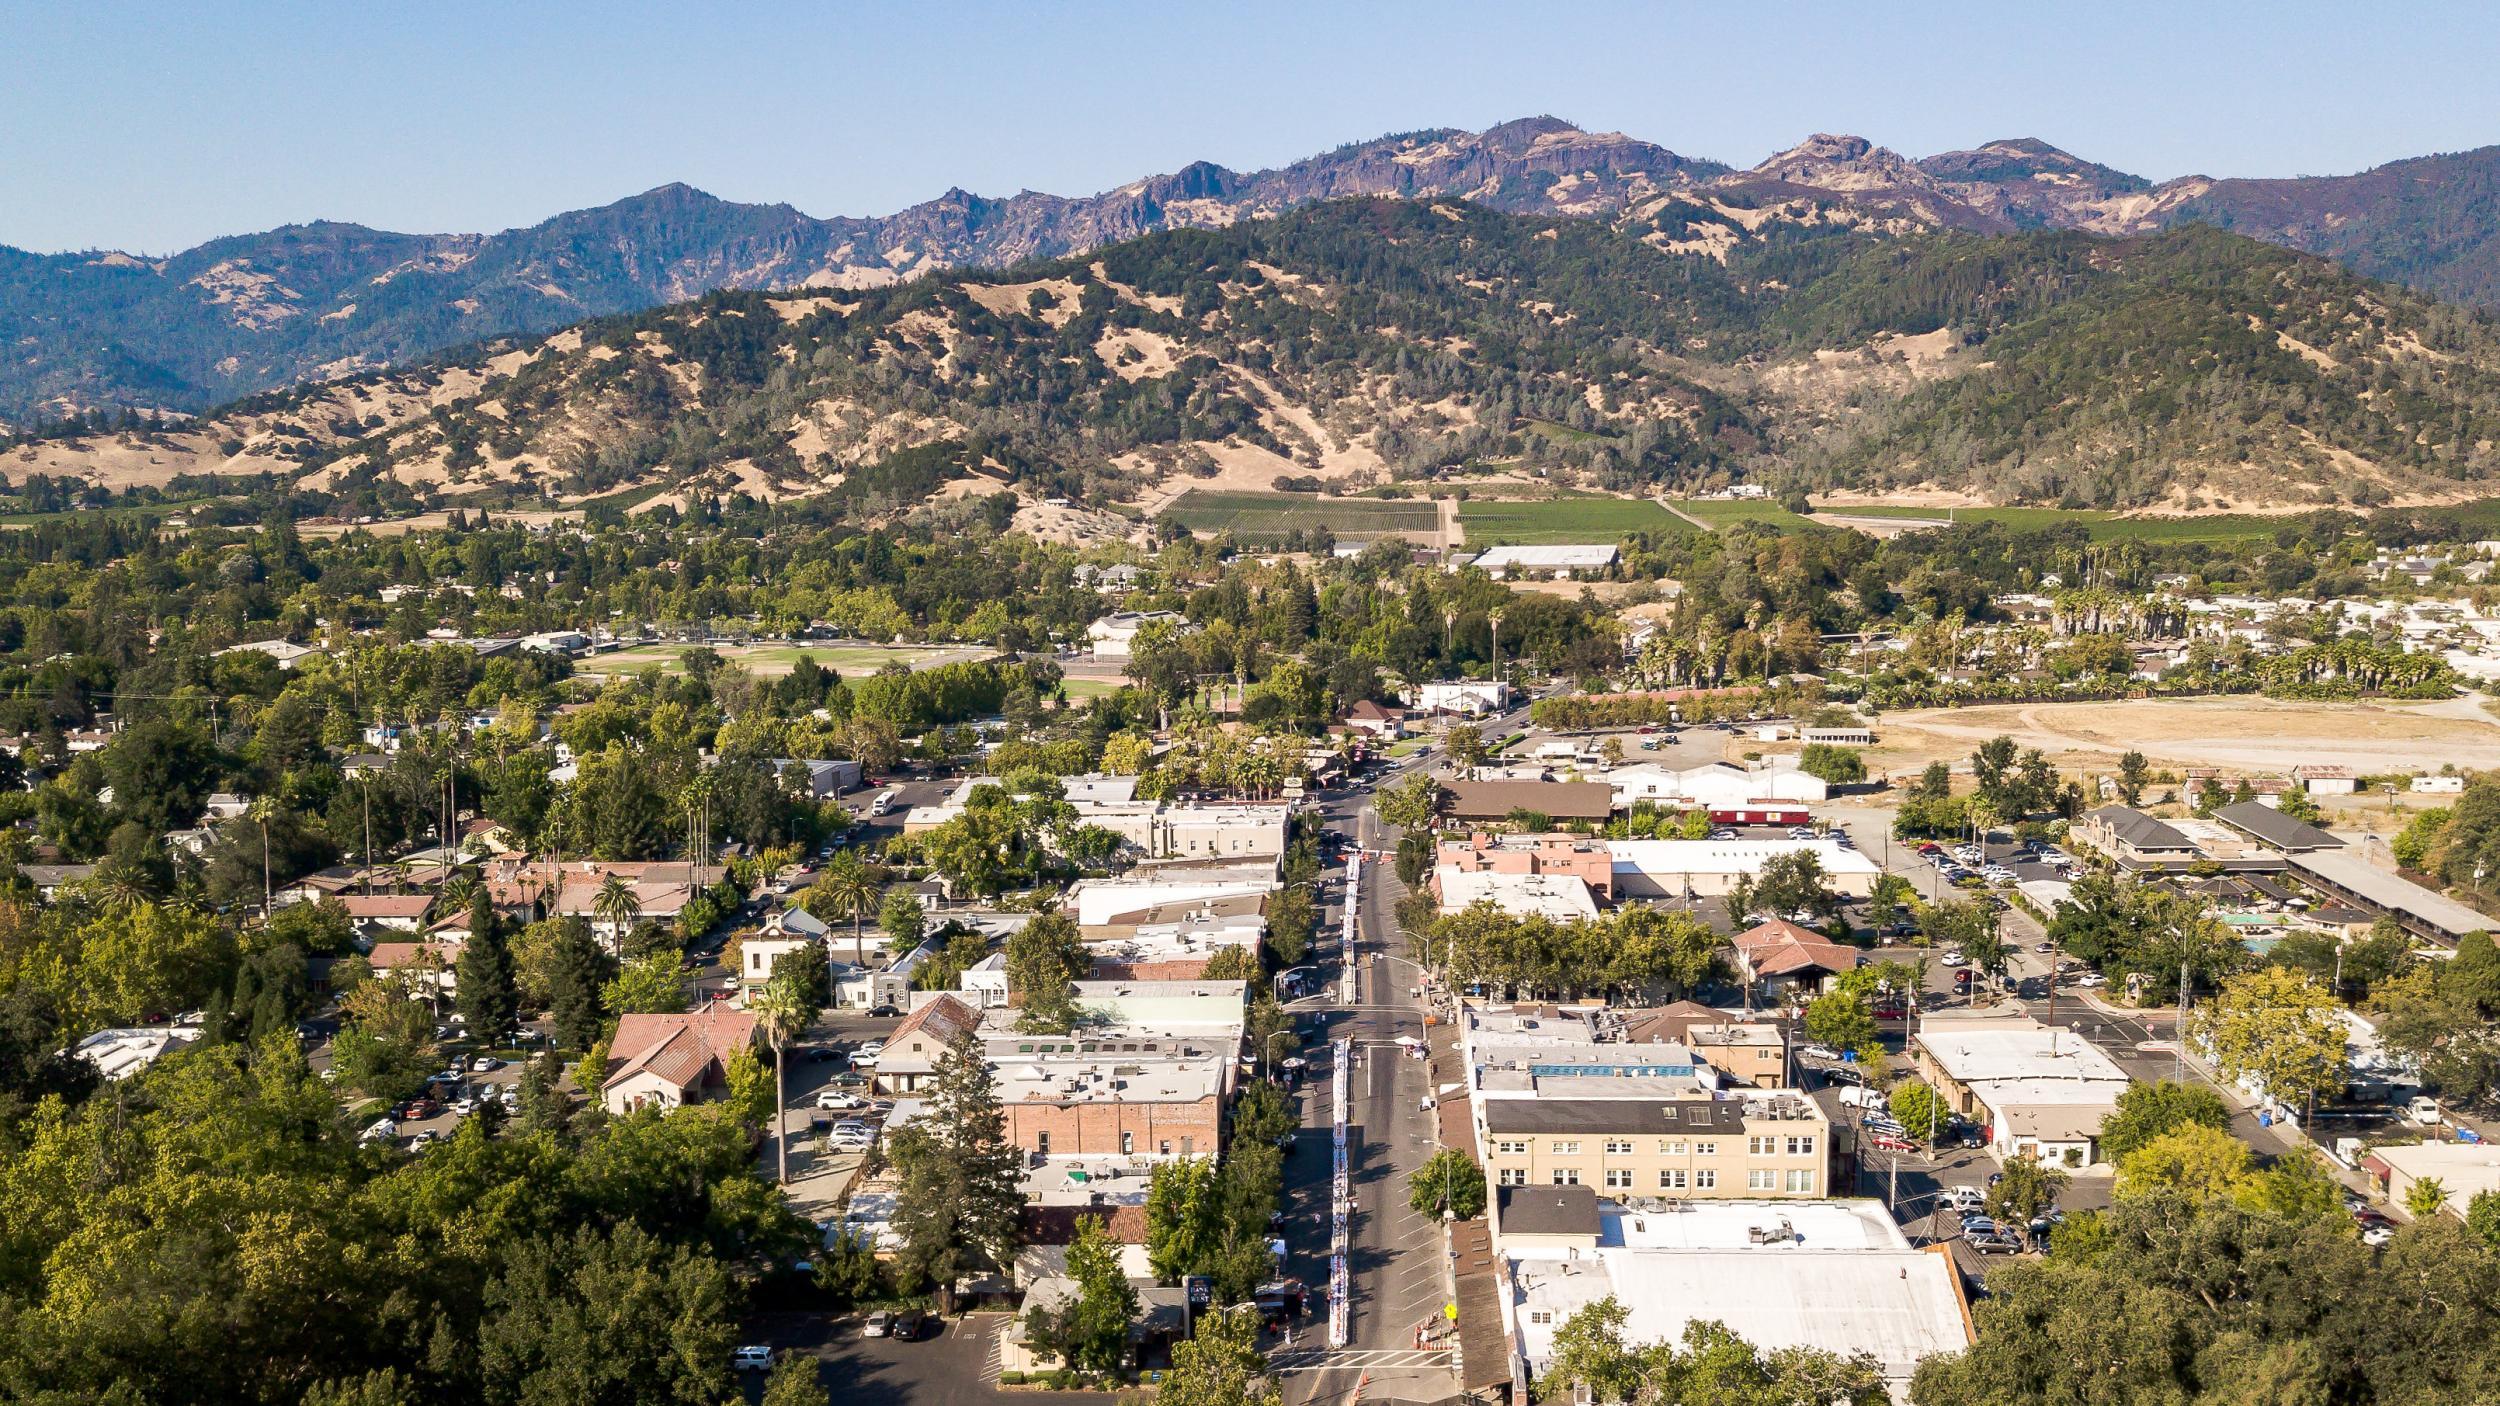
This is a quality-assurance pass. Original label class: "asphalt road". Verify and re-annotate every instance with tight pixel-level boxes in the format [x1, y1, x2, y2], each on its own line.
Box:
[1270, 784, 1460, 1403]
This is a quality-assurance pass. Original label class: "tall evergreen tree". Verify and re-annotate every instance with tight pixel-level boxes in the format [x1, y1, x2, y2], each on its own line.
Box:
[884, 1031, 1025, 1303]
[545, 920, 609, 1050]
[456, 889, 520, 1043]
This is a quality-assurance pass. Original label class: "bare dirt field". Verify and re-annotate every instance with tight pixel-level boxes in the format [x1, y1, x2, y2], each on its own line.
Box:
[1867, 695, 2500, 778]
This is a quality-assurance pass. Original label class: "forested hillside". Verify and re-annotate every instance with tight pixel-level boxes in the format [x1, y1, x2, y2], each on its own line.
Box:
[14, 199, 2500, 513]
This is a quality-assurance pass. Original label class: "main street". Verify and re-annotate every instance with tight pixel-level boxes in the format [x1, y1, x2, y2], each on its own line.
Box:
[1271, 781, 1459, 1405]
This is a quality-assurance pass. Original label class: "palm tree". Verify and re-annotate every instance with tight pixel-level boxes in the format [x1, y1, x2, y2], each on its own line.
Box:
[437, 871, 480, 917]
[749, 973, 817, 1186]
[90, 866, 155, 913]
[592, 872, 641, 950]
[247, 797, 278, 921]
[816, 860, 882, 968]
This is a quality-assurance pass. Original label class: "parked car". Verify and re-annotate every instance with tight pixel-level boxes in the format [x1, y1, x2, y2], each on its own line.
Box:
[1969, 1230, 2025, 1255]
[1870, 1133, 1919, 1153]
[892, 1310, 931, 1341]
[1800, 1044, 1841, 1061]
[361, 1119, 398, 1144]
[469, 1055, 503, 1073]
[805, 1047, 846, 1064]
[1942, 1187, 1986, 1212]
[868, 1004, 901, 1018]
[1940, 952, 1966, 967]
[817, 1091, 868, 1111]
[732, 1346, 774, 1371]
[862, 1311, 894, 1339]
[2407, 1096, 2444, 1125]
[1709, 829, 1740, 841]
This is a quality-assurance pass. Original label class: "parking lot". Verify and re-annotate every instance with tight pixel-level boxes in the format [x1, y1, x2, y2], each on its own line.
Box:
[735, 1309, 1111, 1406]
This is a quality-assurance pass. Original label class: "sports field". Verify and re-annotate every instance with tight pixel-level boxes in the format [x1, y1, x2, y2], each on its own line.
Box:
[1165, 490, 1439, 540]
[1459, 494, 1689, 545]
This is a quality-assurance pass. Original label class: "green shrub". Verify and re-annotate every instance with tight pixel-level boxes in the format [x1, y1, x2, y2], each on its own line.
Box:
[999, 1372, 1026, 1386]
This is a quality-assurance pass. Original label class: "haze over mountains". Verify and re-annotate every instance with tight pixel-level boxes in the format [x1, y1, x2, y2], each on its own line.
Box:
[8, 116, 2500, 421]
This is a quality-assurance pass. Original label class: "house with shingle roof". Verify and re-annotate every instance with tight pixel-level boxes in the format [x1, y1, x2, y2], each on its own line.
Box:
[872, 993, 983, 1094]
[1728, 918, 1862, 997]
[600, 1005, 758, 1115]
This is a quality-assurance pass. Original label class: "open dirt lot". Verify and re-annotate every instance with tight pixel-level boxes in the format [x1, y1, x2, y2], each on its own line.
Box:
[1868, 695, 2500, 777]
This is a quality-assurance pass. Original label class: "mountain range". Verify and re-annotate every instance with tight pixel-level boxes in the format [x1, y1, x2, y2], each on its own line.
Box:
[14, 196, 2498, 517]
[8, 116, 2500, 422]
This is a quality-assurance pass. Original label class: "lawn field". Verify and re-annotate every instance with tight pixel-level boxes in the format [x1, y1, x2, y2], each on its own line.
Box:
[1811, 503, 2316, 544]
[581, 642, 973, 678]
[1460, 494, 1689, 545]
[1057, 677, 1125, 699]
[1672, 498, 1818, 530]
[1165, 490, 1439, 540]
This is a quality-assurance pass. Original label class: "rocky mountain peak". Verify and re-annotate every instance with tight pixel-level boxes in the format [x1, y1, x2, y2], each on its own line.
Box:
[1479, 115, 1586, 150]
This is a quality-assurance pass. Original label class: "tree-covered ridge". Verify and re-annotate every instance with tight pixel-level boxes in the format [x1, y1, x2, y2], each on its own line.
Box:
[17, 197, 2500, 512]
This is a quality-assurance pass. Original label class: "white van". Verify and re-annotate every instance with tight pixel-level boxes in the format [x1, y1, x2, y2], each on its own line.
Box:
[869, 789, 898, 817]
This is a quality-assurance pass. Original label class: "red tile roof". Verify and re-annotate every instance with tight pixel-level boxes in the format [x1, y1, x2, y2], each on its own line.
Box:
[604, 1006, 757, 1096]
[1731, 919, 1862, 978]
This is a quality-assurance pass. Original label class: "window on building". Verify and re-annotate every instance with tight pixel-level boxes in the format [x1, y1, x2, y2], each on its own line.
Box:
[1694, 1141, 1717, 1156]
[1552, 1169, 1580, 1186]
[1121, 1132, 1134, 1155]
[1605, 1169, 1633, 1189]
[1552, 1140, 1581, 1154]
[1603, 1139, 1633, 1154]
[1693, 1170, 1716, 1189]
[1786, 1169, 1816, 1193]
[1036, 1131, 1049, 1155]
[1499, 1167, 1528, 1186]
[1496, 1140, 1530, 1154]
[1747, 1136, 1775, 1155]
[1658, 1169, 1686, 1189]
[1787, 1136, 1815, 1156]
[1657, 1139, 1685, 1155]
[1528, 1310, 1554, 1326]
[1748, 1169, 1777, 1191]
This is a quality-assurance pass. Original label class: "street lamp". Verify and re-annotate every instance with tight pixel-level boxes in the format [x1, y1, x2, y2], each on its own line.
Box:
[1263, 1029, 1295, 1077]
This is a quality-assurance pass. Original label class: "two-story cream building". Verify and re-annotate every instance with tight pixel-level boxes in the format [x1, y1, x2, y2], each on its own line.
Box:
[1480, 1094, 1831, 1199]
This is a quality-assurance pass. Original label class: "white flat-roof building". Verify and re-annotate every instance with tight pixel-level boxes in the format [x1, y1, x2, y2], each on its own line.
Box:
[1912, 1016, 2131, 1167]
[1498, 1192, 1971, 1404]
[1607, 838, 1883, 898]
[1087, 611, 1188, 659]
[1435, 868, 1602, 923]
[1603, 761, 1829, 810]
[1414, 680, 1514, 716]
[2370, 1140, 2500, 1221]
[1471, 544, 1621, 580]
[70, 1026, 201, 1081]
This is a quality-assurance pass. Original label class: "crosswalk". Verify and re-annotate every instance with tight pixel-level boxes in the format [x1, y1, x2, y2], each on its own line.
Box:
[1268, 1348, 1452, 1373]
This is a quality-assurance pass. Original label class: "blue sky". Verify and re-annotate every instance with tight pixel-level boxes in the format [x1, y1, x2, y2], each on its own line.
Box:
[7, 1, 2498, 253]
